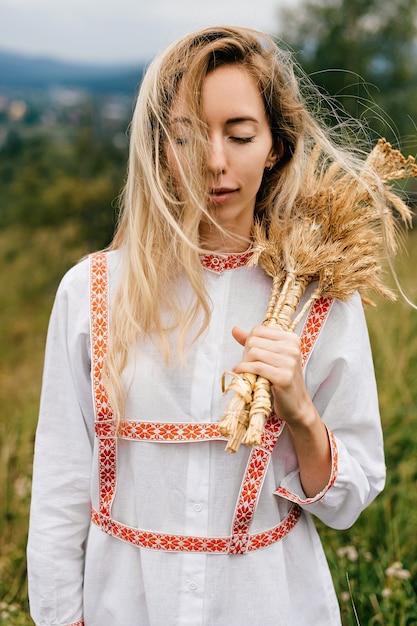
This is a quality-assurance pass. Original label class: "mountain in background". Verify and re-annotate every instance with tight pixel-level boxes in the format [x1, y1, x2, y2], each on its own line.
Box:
[0, 49, 145, 94]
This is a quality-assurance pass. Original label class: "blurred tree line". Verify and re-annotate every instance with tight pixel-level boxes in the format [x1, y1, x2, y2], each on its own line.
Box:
[0, 0, 416, 255]
[0, 100, 129, 252]
[278, 0, 417, 149]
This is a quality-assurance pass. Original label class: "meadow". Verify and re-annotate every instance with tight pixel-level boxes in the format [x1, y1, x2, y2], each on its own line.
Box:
[0, 224, 416, 625]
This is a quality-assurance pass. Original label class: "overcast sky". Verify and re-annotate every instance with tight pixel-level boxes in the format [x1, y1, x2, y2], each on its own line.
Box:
[0, 0, 292, 65]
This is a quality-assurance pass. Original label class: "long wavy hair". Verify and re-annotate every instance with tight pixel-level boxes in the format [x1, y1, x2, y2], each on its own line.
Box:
[104, 25, 376, 419]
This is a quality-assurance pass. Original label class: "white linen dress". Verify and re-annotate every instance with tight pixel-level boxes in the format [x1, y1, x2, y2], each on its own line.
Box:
[27, 248, 385, 626]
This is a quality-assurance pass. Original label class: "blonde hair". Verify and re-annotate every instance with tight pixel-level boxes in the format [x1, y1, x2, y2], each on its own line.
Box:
[105, 25, 379, 418]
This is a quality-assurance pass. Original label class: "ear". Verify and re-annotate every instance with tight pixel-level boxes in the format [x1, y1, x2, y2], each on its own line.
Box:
[265, 138, 284, 170]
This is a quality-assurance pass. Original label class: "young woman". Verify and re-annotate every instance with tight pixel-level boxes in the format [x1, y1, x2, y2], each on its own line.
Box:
[27, 26, 386, 625]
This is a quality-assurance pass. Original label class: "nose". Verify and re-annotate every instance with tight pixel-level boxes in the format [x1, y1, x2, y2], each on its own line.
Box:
[207, 136, 227, 176]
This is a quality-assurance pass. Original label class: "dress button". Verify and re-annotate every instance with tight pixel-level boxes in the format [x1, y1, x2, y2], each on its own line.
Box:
[188, 581, 197, 591]
[203, 345, 211, 355]
[193, 503, 202, 512]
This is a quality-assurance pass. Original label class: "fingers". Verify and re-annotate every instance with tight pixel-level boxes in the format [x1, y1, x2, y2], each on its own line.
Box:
[234, 325, 300, 372]
[233, 326, 311, 424]
[231, 326, 249, 347]
[233, 325, 295, 344]
[233, 326, 301, 383]
[231, 325, 309, 424]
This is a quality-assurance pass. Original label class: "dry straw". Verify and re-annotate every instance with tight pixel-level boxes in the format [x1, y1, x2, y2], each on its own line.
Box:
[219, 139, 417, 453]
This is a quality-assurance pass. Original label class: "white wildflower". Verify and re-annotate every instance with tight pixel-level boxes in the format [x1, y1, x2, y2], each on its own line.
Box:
[385, 561, 411, 580]
[336, 545, 358, 562]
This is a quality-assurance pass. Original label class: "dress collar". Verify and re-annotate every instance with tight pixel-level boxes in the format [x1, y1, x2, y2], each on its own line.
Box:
[200, 245, 253, 274]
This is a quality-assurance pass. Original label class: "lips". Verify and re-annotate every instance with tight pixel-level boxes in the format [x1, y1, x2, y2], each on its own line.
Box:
[209, 188, 237, 204]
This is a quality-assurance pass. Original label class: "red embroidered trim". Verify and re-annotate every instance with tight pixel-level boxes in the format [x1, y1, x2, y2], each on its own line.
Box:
[98, 412, 284, 450]
[90, 252, 113, 420]
[89, 252, 333, 554]
[114, 420, 224, 442]
[90, 253, 116, 518]
[300, 296, 333, 367]
[67, 621, 84, 626]
[90, 502, 301, 554]
[200, 248, 253, 273]
[229, 416, 286, 552]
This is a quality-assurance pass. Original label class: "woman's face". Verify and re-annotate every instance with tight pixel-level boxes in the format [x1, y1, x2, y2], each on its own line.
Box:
[168, 64, 277, 251]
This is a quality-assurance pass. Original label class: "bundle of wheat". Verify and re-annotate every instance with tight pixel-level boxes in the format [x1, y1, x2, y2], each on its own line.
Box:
[219, 139, 417, 453]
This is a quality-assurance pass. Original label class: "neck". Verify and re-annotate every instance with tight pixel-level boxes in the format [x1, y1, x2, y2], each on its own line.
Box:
[199, 224, 252, 254]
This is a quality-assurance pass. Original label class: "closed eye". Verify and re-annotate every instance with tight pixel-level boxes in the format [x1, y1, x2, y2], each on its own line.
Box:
[230, 136, 255, 144]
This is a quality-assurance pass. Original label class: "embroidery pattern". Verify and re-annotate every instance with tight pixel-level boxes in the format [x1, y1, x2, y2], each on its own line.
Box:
[91, 503, 301, 554]
[200, 249, 253, 273]
[104, 412, 284, 446]
[90, 253, 112, 419]
[230, 416, 285, 553]
[300, 297, 332, 367]
[90, 252, 334, 554]
[114, 420, 224, 442]
[90, 253, 116, 519]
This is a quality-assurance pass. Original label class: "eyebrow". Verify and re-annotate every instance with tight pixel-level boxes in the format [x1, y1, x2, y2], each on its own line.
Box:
[170, 116, 259, 124]
[225, 117, 260, 125]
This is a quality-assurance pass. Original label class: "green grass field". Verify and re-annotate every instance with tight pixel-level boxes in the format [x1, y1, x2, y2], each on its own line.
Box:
[1, 225, 416, 625]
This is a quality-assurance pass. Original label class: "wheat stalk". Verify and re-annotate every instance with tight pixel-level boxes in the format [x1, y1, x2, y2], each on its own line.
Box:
[219, 139, 416, 453]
